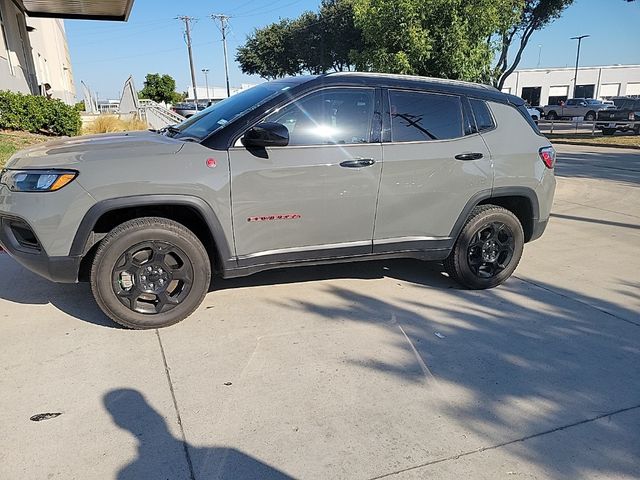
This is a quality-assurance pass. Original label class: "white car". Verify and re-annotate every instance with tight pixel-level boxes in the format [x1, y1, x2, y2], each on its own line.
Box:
[526, 106, 541, 123]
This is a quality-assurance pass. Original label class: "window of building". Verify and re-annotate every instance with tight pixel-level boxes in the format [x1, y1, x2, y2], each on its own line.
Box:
[574, 84, 595, 99]
[600, 83, 621, 98]
[626, 83, 640, 97]
[389, 90, 463, 142]
[265, 88, 375, 146]
[469, 99, 495, 133]
[521, 86, 542, 106]
[548, 86, 569, 105]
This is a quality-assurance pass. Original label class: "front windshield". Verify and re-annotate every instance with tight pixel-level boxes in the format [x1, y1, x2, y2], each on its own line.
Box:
[169, 81, 297, 141]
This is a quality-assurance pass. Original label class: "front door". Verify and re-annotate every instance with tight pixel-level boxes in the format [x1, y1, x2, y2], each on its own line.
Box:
[229, 87, 382, 265]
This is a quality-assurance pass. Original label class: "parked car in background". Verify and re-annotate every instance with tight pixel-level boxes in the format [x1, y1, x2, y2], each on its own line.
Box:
[596, 97, 640, 135]
[542, 98, 610, 121]
[172, 102, 209, 118]
[0, 72, 556, 329]
[526, 105, 542, 123]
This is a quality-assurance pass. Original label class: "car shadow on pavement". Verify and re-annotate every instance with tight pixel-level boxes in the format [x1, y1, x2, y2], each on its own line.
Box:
[0, 253, 455, 329]
[104, 388, 293, 480]
[265, 278, 640, 478]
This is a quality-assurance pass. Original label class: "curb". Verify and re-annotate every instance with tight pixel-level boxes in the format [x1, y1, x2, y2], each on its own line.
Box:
[551, 140, 640, 151]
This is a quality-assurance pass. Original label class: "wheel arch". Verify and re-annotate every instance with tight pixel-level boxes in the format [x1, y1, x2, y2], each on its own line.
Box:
[450, 187, 540, 243]
[72, 195, 235, 278]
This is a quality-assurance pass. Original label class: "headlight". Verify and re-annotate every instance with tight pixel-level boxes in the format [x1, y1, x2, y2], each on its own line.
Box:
[0, 169, 78, 192]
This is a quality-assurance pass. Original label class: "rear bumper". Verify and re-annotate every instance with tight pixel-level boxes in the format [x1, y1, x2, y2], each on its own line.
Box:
[529, 218, 549, 243]
[0, 215, 80, 283]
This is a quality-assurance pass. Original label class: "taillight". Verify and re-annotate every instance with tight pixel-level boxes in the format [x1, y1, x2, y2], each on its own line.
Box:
[629, 112, 635, 121]
[539, 146, 556, 169]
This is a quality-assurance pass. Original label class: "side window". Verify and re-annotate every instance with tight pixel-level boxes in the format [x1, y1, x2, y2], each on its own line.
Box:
[389, 90, 463, 142]
[566, 99, 577, 106]
[264, 88, 375, 146]
[469, 99, 496, 133]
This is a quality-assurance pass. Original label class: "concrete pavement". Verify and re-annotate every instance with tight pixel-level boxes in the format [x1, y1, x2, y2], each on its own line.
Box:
[0, 144, 638, 479]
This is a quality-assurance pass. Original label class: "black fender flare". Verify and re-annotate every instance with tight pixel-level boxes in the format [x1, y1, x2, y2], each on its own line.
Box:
[70, 195, 235, 269]
[448, 187, 540, 242]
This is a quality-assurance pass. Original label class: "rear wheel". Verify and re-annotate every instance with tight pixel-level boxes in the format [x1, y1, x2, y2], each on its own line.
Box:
[444, 205, 524, 289]
[546, 111, 558, 120]
[602, 128, 616, 136]
[91, 217, 211, 329]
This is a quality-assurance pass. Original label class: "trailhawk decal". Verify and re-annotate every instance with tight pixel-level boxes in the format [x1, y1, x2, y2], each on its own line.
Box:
[247, 214, 302, 223]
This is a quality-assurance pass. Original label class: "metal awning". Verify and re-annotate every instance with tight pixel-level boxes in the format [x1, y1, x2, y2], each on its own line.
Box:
[17, 0, 134, 21]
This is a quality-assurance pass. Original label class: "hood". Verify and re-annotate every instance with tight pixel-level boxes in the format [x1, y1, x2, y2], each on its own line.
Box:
[5, 130, 185, 169]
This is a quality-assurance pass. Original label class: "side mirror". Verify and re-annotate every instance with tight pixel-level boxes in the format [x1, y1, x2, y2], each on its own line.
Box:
[580, 102, 587, 107]
[242, 122, 289, 148]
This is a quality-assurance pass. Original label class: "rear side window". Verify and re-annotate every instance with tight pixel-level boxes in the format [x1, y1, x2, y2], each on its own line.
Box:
[469, 99, 495, 132]
[389, 90, 463, 142]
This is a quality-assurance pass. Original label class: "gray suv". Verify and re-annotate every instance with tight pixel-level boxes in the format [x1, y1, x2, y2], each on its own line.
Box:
[0, 73, 556, 329]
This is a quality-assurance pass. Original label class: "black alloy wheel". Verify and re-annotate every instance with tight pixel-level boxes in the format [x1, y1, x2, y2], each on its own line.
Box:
[112, 241, 194, 315]
[466, 222, 515, 279]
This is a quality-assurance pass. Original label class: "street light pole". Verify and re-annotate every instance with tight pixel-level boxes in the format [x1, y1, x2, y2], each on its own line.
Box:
[570, 35, 590, 98]
[202, 68, 210, 105]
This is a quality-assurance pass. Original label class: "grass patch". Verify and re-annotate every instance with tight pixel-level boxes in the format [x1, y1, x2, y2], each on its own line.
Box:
[0, 130, 50, 167]
[82, 115, 147, 135]
[546, 133, 640, 149]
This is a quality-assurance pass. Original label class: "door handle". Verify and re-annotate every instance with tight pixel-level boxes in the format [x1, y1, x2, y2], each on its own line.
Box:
[340, 158, 376, 168]
[454, 152, 484, 161]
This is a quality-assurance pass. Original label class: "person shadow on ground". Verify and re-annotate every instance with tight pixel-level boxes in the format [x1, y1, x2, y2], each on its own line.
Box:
[104, 388, 294, 480]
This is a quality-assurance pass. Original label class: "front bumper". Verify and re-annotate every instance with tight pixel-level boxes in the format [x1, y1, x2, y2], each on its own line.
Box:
[0, 215, 80, 283]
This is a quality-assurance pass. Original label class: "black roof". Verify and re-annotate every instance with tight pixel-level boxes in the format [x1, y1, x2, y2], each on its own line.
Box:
[288, 72, 523, 106]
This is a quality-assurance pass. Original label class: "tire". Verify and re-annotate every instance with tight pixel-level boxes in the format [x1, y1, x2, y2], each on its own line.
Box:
[546, 111, 558, 120]
[602, 128, 616, 136]
[90, 217, 211, 329]
[635, 126, 640, 135]
[444, 205, 524, 290]
[584, 111, 596, 122]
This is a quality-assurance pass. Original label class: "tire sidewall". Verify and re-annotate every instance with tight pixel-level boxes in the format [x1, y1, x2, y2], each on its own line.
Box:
[455, 210, 524, 289]
[92, 224, 210, 329]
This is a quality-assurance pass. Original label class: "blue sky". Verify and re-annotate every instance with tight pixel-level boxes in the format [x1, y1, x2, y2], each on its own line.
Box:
[65, 0, 640, 100]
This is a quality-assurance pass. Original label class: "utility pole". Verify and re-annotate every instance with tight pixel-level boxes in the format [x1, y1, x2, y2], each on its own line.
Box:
[202, 68, 210, 104]
[570, 35, 589, 98]
[211, 14, 231, 98]
[177, 16, 199, 108]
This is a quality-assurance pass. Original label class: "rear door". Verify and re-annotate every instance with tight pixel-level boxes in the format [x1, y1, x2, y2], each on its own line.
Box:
[373, 89, 492, 253]
[229, 87, 383, 265]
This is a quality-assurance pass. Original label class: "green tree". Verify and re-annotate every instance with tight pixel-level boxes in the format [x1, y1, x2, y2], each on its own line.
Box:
[353, 0, 522, 83]
[493, 0, 575, 89]
[236, 0, 362, 79]
[139, 73, 181, 104]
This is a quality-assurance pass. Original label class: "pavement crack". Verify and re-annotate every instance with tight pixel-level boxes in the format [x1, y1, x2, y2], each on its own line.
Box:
[515, 276, 640, 328]
[156, 329, 196, 480]
[368, 403, 640, 479]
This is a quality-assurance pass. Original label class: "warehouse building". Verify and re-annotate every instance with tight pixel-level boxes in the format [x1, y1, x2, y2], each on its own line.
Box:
[0, 0, 133, 105]
[501, 64, 640, 106]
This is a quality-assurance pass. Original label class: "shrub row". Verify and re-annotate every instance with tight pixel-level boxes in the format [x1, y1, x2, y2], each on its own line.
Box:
[0, 90, 81, 136]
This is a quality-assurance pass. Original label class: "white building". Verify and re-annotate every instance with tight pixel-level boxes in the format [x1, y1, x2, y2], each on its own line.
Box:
[187, 83, 258, 104]
[501, 64, 640, 106]
[0, 0, 134, 105]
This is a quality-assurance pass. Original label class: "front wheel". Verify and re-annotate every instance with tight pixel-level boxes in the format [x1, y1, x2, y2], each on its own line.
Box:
[584, 111, 596, 122]
[91, 217, 211, 329]
[546, 111, 558, 120]
[444, 205, 524, 289]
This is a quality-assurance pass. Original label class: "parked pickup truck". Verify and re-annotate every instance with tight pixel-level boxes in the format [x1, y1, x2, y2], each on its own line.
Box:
[542, 98, 610, 121]
[596, 98, 640, 135]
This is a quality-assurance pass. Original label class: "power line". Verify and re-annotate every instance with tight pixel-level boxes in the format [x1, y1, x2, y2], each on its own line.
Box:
[211, 14, 232, 98]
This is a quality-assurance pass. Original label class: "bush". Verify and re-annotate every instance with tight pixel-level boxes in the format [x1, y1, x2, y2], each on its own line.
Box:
[0, 90, 81, 136]
[82, 115, 147, 135]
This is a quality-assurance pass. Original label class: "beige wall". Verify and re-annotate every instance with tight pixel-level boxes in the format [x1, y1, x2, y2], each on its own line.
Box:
[0, 0, 75, 104]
